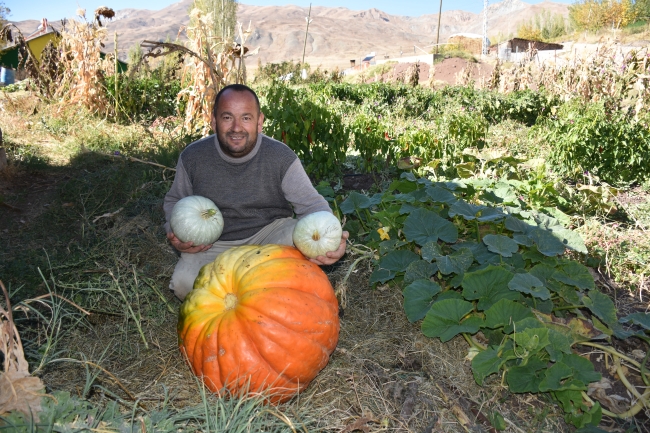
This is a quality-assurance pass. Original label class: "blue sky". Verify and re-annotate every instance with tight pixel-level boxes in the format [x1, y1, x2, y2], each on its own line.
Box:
[7, 0, 574, 22]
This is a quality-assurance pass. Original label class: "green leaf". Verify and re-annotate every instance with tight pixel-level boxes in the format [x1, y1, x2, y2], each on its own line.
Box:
[421, 299, 483, 342]
[528, 262, 557, 285]
[471, 347, 502, 385]
[435, 248, 474, 275]
[484, 299, 534, 332]
[379, 239, 408, 255]
[508, 273, 550, 300]
[339, 191, 372, 214]
[619, 312, 650, 330]
[513, 328, 551, 354]
[506, 356, 547, 392]
[539, 362, 574, 391]
[582, 290, 618, 328]
[449, 200, 484, 220]
[378, 250, 420, 272]
[505, 216, 534, 233]
[403, 208, 458, 246]
[553, 389, 602, 428]
[369, 268, 396, 285]
[421, 241, 444, 262]
[404, 260, 438, 284]
[453, 241, 497, 265]
[426, 186, 457, 205]
[513, 234, 533, 247]
[552, 262, 595, 290]
[529, 228, 567, 256]
[483, 234, 519, 257]
[560, 353, 601, 385]
[487, 411, 507, 431]
[403, 279, 442, 322]
[462, 266, 518, 311]
[545, 329, 574, 361]
[552, 227, 588, 254]
[477, 207, 507, 222]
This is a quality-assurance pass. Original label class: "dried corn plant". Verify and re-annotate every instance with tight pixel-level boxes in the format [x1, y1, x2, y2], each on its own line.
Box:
[174, 8, 256, 135]
[54, 8, 115, 114]
[494, 41, 650, 113]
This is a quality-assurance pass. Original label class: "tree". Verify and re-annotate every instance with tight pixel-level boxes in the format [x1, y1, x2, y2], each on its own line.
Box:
[570, 0, 637, 31]
[191, 0, 238, 42]
[0, 2, 10, 47]
[634, 0, 650, 20]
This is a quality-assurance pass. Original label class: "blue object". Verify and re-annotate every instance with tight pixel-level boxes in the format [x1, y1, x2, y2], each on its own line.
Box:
[0, 67, 15, 86]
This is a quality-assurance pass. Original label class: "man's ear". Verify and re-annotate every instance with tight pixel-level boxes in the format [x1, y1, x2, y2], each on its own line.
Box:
[257, 112, 265, 133]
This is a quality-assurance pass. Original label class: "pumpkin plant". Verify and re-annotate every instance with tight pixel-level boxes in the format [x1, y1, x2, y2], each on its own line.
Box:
[177, 244, 340, 403]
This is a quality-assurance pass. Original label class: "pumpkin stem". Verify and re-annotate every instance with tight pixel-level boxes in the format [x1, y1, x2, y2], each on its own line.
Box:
[224, 293, 238, 310]
[201, 209, 217, 219]
[312, 230, 320, 241]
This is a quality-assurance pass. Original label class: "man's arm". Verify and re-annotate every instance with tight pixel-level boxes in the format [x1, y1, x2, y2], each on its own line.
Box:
[164, 158, 212, 253]
[281, 159, 348, 265]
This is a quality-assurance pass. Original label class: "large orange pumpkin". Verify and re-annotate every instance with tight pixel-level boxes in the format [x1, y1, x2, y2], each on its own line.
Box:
[177, 244, 340, 403]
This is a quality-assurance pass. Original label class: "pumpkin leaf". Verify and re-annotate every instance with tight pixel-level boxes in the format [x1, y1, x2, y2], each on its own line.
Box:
[619, 312, 650, 330]
[551, 262, 595, 291]
[369, 268, 396, 285]
[435, 248, 474, 275]
[483, 299, 534, 333]
[426, 186, 457, 205]
[421, 241, 444, 262]
[404, 260, 438, 283]
[506, 356, 547, 393]
[582, 290, 617, 328]
[449, 200, 484, 220]
[421, 299, 483, 342]
[403, 208, 458, 246]
[528, 228, 567, 256]
[403, 279, 442, 322]
[462, 266, 518, 311]
[508, 273, 550, 300]
[483, 234, 519, 257]
[340, 192, 372, 214]
[378, 250, 420, 272]
[471, 347, 503, 385]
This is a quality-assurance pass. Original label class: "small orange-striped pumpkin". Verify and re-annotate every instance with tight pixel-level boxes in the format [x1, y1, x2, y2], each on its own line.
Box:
[177, 244, 340, 403]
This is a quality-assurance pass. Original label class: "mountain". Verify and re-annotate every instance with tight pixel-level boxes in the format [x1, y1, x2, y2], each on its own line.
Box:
[11, 0, 570, 70]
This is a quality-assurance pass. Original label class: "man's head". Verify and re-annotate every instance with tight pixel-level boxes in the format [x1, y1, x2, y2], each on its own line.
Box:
[211, 84, 264, 158]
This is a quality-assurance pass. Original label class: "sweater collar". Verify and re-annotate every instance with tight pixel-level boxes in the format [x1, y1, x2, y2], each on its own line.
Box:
[214, 133, 264, 164]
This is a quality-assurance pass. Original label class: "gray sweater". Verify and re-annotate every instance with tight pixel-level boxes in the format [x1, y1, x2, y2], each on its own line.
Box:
[164, 133, 331, 241]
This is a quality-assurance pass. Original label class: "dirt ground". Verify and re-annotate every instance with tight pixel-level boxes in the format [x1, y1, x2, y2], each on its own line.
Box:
[367, 58, 495, 87]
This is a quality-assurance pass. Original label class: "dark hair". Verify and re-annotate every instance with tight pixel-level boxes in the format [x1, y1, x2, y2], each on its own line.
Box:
[213, 84, 261, 117]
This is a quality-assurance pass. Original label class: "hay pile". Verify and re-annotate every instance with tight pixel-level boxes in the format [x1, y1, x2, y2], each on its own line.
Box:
[447, 35, 484, 55]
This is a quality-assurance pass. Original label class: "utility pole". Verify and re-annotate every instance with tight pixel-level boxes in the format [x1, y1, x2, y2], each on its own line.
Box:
[482, 0, 489, 56]
[435, 0, 443, 55]
[302, 3, 313, 67]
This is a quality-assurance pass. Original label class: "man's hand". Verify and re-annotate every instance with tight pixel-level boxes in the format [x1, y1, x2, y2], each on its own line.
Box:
[309, 231, 349, 266]
[167, 232, 213, 253]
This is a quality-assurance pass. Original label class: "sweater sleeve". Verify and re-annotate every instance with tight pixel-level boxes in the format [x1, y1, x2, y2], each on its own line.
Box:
[163, 157, 194, 234]
[281, 159, 332, 219]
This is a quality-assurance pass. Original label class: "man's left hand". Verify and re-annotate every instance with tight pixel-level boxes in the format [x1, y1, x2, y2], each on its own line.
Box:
[309, 231, 349, 266]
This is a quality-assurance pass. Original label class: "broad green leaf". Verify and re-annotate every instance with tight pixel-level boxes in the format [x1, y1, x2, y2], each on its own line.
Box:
[403, 208, 458, 246]
[421, 299, 483, 342]
[545, 328, 575, 361]
[532, 311, 602, 342]
[483, 299, 534, 332]
[539, 362, 574, 391]
[502, 253, 526, 271]
[483, 234, 519, 257]
[462, 266, 518, 311]
[379, 239, 408, 255]
[421, 241, 444, 262]
[513, 328, 551, 354]
[508, 273, 550, 300]
[369, 268, 395, 285]
[505, 216, 534, 233]
[552, 262, 595, 290]
[513, 234, 533, 247]
[435, 248, 474, 275]
[487, 411, 507, 431]
[506, 356, 547, 392]
[529, 262, 558, 285]
[561, 353, 601, 385]
[619, 312, 650, 330]
[399, 172, 417, 182]
[449, 200, 484, 220]
[553, 227, 588, 254]
[553, 389, 602, 428]
[340, 192, 372, 214]
[378, 250, 420, 272]
[426, 186, 457, 205]
[453, 241, 496, 265]
[529, 227, 567, 256]
[476, 207, 507, 222]
[471, 347, 502, 385]
[399, 203, 419, 214]
[403, 279, 442, 322]
[404, 260, 438, 284]
[394, 193, 416, 204]
[582, 290, 618, 328]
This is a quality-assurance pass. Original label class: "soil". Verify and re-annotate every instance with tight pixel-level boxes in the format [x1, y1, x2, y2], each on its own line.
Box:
[367, 58, 495, 87]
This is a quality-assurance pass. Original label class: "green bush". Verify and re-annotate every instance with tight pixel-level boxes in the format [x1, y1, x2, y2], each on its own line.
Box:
[104, 75, 182, 122]
[540, 101, 650, 185]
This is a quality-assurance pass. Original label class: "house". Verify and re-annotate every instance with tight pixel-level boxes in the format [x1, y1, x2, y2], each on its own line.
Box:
[0, 18, 127, 72]
[490, 38, 564, 60]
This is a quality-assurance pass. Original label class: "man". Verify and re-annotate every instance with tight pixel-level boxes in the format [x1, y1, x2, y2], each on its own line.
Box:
[164, 84, 348, 300]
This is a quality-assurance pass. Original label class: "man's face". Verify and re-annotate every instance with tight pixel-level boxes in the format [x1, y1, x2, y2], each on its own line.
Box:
[211, 89, 264, 158]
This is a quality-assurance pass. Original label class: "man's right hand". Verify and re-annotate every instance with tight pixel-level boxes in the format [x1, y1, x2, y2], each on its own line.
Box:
[167, 232, 213, 253]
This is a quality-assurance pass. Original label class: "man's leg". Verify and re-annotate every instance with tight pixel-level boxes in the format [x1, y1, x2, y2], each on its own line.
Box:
[169, 218, 298, 300]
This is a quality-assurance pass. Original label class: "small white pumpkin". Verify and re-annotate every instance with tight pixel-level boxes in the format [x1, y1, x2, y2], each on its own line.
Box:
[170, 195, 224, 245]
[293, 211, 342, 259]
